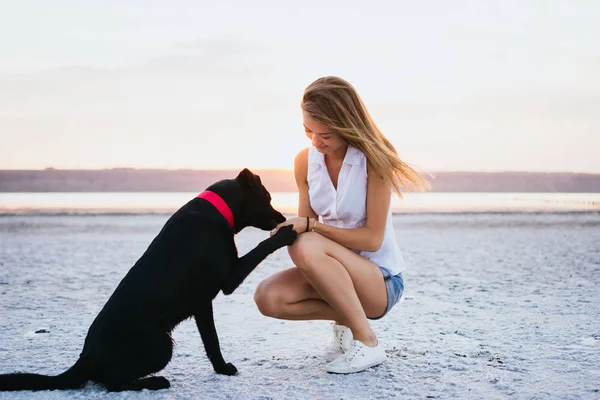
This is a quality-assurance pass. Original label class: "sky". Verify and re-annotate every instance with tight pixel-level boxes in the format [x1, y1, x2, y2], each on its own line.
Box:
[0, 0, 598, 173]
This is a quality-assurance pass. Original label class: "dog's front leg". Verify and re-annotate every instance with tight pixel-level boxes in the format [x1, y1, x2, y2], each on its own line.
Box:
[221, 226, 296, 295]
[194, 302, 237, 376]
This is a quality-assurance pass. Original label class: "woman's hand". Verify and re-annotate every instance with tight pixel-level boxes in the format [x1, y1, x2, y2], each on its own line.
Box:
[270, 217, 312, 237]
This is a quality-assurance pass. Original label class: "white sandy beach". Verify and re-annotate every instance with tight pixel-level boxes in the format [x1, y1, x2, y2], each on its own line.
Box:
[0, 212, 599, 399]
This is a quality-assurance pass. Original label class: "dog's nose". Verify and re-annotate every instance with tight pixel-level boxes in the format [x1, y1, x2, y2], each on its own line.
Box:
[276, 212, 286, 222]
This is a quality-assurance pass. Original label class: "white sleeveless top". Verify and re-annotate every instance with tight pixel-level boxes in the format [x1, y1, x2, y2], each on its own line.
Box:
[307, 146, 405, 275]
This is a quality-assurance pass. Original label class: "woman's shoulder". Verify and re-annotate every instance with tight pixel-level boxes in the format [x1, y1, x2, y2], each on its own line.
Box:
[294, 147, 310, 169]
[295, 147, 323, 166]
[293, 148, 310, 181]
[346, 146, 367, 164]
[294, 147, 309, 161]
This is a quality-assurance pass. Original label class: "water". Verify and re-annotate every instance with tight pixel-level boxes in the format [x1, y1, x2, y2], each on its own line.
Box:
[0, 192, 599, 215]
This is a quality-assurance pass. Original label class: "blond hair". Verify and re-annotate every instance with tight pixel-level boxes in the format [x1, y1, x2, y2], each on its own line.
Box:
[302, 76, 429, 196]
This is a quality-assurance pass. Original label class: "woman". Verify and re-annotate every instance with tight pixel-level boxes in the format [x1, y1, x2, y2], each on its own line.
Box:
[254, 76, 428, 374]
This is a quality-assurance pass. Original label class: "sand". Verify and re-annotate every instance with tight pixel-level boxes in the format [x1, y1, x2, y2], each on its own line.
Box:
[0, 212, 599, 399]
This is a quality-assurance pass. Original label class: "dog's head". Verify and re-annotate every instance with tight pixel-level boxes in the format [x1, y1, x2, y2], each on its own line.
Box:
[232, 168, 286, 232]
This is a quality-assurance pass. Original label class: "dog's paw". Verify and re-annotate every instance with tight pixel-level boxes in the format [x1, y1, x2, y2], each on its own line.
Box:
[214, 362, 238, 376]
[272, 225, 297, 246]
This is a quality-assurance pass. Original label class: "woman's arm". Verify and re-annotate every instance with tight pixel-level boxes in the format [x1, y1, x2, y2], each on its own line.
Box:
[315, 165, 390, 252]
[274, 160, 391, 253]
[294, 148, 319, 220]
[270, 149, 319, 238]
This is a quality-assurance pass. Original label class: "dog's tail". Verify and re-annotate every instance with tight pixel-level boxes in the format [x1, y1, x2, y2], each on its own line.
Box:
[0, 358, 88, 391]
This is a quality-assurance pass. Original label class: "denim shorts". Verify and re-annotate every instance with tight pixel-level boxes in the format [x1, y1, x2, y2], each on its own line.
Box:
[368, 268, 404, 320]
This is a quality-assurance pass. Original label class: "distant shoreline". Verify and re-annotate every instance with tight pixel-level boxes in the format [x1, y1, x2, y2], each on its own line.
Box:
[1, 169, 600, 193]
[2, 211, 599, 218]
[1, 192, 598, 215]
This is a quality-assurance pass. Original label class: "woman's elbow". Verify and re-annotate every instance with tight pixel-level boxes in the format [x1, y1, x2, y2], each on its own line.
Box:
[365, 235, 384, 252]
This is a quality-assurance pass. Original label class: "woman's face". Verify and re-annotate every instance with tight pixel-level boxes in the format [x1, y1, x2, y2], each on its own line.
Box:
[302, 111, 346, 155]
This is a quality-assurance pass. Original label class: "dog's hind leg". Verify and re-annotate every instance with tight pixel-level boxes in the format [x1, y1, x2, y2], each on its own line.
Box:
[99, 332, 173, 392]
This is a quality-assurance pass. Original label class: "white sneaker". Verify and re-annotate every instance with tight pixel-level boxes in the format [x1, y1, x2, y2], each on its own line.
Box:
[326, 339, 387, 374]
[323, 323, 353, 360]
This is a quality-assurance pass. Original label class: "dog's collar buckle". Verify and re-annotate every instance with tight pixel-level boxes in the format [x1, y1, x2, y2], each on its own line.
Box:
[196, 191, 234, 229]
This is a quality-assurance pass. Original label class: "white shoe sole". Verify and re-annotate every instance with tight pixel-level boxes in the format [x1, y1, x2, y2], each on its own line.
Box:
[325, 355, 387, 374]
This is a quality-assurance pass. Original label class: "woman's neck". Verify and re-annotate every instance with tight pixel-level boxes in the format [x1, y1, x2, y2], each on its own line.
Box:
[325, 144, 348, 163]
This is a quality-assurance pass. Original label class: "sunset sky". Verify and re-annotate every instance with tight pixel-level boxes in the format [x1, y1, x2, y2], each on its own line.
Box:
[1, 0, 598, 172]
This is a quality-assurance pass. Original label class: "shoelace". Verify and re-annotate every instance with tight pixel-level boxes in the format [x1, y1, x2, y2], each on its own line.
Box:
[342, 341, 365, 362]
[329, 324, 345, 351]
[337, 327, 347, 350]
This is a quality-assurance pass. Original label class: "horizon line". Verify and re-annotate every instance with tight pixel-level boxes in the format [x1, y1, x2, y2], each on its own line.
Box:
[1, 167, 600, 175]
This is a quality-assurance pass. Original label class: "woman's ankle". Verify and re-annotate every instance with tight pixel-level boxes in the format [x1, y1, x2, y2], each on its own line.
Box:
[353, 332, 378, 347]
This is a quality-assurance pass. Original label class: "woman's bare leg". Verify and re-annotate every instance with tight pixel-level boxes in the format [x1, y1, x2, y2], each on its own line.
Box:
[254, 232, 387, 347]
[254, 267, 338, 319]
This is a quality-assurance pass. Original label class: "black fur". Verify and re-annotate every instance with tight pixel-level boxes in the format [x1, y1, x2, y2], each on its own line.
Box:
[0, 168, 296, 392]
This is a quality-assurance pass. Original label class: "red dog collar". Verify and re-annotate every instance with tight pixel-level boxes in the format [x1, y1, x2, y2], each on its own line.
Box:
[196, 191, 234, 229]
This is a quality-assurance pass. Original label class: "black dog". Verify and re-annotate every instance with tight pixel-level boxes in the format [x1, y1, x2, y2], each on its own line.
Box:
[0, 168, 296, 392]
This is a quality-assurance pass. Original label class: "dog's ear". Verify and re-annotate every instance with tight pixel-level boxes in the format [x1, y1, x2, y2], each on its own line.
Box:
[236, 168, 260, 189]
[236, 168, 264, 194]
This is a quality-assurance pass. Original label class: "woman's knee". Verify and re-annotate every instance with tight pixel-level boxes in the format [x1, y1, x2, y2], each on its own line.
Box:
[253, 279, 283, 318]
[288, 232, 323, 270]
